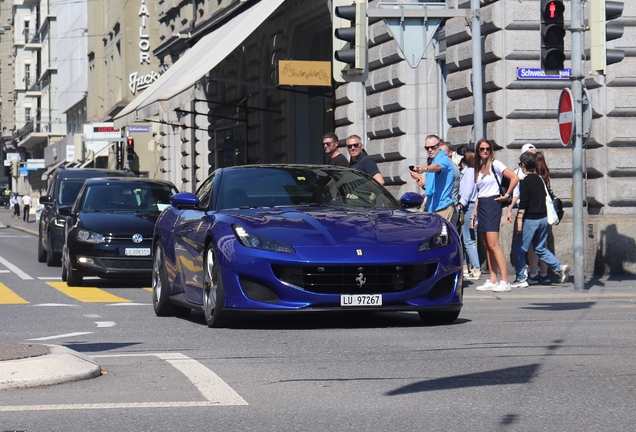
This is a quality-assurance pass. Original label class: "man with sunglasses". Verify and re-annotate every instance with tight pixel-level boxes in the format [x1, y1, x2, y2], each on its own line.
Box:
[412, 135, 456, 222]
[322, 133, 348, 167]
[346, 135, 384, 185]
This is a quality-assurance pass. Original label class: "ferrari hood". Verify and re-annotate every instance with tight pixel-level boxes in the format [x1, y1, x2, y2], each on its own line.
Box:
[225, 207, 446, 247]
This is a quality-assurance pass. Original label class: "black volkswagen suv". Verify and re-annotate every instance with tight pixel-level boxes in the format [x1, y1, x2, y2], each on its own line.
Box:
[38, 168, 134, 266]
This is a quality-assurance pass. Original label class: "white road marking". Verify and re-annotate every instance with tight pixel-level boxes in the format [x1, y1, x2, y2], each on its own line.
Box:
[0, 270, 9, 273]
[27, 332, 94, 341]
[155, 353, 248, 406]
[105, 302, 152, 306]
[0, 255, 33, 280]
[83, 314, 101, 318]
[0, 401, 225, 411]
[32, 303, 80, 307]
[95, 321, 116, 328]
[0, 352, 248, 412]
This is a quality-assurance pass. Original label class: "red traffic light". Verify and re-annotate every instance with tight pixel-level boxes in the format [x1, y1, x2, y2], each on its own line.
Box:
[543, 0, 564, 21]
[126, 138, 134, 148]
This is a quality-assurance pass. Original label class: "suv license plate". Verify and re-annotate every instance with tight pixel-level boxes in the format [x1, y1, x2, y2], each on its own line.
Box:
[340, 294, 382, 307]
[125, 248, 151, 256]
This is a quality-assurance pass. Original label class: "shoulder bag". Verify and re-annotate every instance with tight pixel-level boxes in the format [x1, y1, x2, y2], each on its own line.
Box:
[491, 162, 511, 207]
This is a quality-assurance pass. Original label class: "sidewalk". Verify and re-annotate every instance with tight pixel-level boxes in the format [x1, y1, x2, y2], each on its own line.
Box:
[1, 207, 635, 390]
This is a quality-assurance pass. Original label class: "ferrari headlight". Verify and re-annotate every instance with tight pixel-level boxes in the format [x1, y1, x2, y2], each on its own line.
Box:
[418, 223, 450, 251]
[76, 228, 106, 244]
[233, 225, 295, 254]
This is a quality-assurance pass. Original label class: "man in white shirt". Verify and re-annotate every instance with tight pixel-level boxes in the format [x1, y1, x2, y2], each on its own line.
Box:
[21, 193, 32, 222]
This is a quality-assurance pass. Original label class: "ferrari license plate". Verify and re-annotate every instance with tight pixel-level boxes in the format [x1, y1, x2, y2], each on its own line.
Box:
[340, 294, 382, 307]
[125, 248, 151, 256]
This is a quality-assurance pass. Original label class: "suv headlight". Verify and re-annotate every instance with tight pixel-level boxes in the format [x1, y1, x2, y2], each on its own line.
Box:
[76, 228, 105, 244]
[233, 225, 295, 254]
[418, 223, 450, 251]
[54, 217, 66, 227]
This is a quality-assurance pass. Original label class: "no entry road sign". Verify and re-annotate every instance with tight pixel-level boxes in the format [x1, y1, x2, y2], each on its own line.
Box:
[558, 88, 574, 146]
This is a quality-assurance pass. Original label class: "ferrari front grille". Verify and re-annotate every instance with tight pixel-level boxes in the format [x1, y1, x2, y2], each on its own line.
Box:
[272, 264, 435, 294]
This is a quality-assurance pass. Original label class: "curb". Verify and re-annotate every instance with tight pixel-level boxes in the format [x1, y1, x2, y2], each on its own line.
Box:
[0, 345, 102, 390]
[465, 292, 636, 301]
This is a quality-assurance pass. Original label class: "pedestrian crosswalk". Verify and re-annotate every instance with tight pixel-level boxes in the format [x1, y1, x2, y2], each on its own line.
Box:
[0, 281, 152, 305]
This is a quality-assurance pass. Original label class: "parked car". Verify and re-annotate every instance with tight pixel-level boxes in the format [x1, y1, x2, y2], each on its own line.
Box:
[151, 164, 462, 327]
[38, 168, 134, 266]
[60, 177, 178, 286]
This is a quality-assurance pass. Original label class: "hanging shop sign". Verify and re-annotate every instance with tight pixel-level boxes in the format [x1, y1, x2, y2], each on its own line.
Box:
[278, 60, 332, 87]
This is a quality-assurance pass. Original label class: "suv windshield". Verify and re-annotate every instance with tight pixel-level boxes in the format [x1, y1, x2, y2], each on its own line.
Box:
[80, 183, 176, 212]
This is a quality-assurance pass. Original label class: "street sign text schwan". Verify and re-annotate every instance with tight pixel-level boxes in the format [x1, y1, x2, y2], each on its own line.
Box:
[517, 67, 571, 80]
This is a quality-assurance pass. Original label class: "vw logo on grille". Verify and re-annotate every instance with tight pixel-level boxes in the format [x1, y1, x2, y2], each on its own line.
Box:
[132, 233, 144, 243]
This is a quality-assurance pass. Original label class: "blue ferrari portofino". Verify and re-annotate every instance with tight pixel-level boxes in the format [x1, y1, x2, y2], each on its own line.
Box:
[152, 165, 462, 327]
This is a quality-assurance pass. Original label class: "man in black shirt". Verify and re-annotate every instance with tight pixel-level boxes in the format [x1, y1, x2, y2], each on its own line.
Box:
[323, 133, 348, 167]
[511, 152, 569, 287]
[346, 135, 384, 185]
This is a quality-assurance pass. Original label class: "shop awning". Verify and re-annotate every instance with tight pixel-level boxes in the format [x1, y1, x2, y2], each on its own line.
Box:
[114, 0, 285, 127]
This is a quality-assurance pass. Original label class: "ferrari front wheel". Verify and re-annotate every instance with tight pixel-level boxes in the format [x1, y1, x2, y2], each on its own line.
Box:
[203, 245, 226, 328]
[152, 241, 190, 317]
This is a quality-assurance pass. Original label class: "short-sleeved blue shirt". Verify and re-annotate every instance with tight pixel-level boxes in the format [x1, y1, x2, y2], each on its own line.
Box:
[425, 152, 455, 212]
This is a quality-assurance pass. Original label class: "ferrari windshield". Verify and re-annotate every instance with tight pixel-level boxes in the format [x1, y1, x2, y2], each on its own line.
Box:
[217, 166, 400, 210]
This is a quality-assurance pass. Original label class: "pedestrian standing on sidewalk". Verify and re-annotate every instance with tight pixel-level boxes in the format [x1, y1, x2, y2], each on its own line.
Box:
[456, 145, 481, 281]
[510, 151, 569, 287]
[471, 139, 519, 292]
[323, 133, 348, 167]
[22, 193, 32, 222]
[10, 192, 21, 220]
[347, 135, 385, 185]
[411, 135, 456, 222]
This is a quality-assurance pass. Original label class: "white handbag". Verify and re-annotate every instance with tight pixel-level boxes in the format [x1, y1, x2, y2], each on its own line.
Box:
[541, 178, 559, 226]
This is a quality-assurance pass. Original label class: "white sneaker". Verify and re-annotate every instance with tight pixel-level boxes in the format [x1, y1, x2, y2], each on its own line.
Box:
[510, 279, 529, 288]
[476, 280, 497, 291]
[493, 281, 512, 292]
[559, 264, 570, 284]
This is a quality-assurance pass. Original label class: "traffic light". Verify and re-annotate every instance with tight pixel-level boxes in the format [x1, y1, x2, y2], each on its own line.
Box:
[332, 0, 368, 83]
[590, 0, 624, 75]
[540, 0, 566, 75]
[126, 138, 135, 161]
[11, 160, 19, 178]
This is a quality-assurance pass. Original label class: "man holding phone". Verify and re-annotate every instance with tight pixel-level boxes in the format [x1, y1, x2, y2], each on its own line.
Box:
[410, 135, 456, 222]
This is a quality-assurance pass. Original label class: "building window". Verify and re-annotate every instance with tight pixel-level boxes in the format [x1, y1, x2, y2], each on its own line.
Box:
[25, 108, 31, 122]
[24, 64, 30, 87]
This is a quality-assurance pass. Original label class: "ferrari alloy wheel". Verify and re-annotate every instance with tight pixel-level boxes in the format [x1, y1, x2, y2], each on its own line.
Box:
[152, 241, 189, 317]
[203, 245, 225, 328]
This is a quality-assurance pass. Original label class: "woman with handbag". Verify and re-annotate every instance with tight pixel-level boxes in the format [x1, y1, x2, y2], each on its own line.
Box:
[511, 151, 570, 286]
[470, 139, 519, 292]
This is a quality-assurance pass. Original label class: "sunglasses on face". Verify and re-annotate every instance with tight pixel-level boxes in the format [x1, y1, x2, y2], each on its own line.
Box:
[425, 144, 439, 150]
[346, 143, 361, 149]
[322, 141, 334, 146]
[478, 147, 491, 152]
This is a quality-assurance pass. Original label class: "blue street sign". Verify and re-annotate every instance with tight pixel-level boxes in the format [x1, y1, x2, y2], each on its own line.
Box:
[516, 67, 572, 80]
[128, 126, 150, 133]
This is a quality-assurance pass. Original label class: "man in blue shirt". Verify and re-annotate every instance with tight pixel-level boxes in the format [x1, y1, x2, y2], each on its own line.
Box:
[413, 135, 456, 222]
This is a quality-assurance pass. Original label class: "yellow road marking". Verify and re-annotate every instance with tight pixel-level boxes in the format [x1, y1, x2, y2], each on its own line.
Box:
[0, 282, 29, 304]
[143, 287, 152, 292]
[46, 282, 132, 303]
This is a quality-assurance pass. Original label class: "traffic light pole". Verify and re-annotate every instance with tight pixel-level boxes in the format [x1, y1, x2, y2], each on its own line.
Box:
[570, 0, 584, 291]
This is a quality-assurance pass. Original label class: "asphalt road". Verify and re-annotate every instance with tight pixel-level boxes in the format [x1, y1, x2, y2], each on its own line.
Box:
[1, 211, 636, 431]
